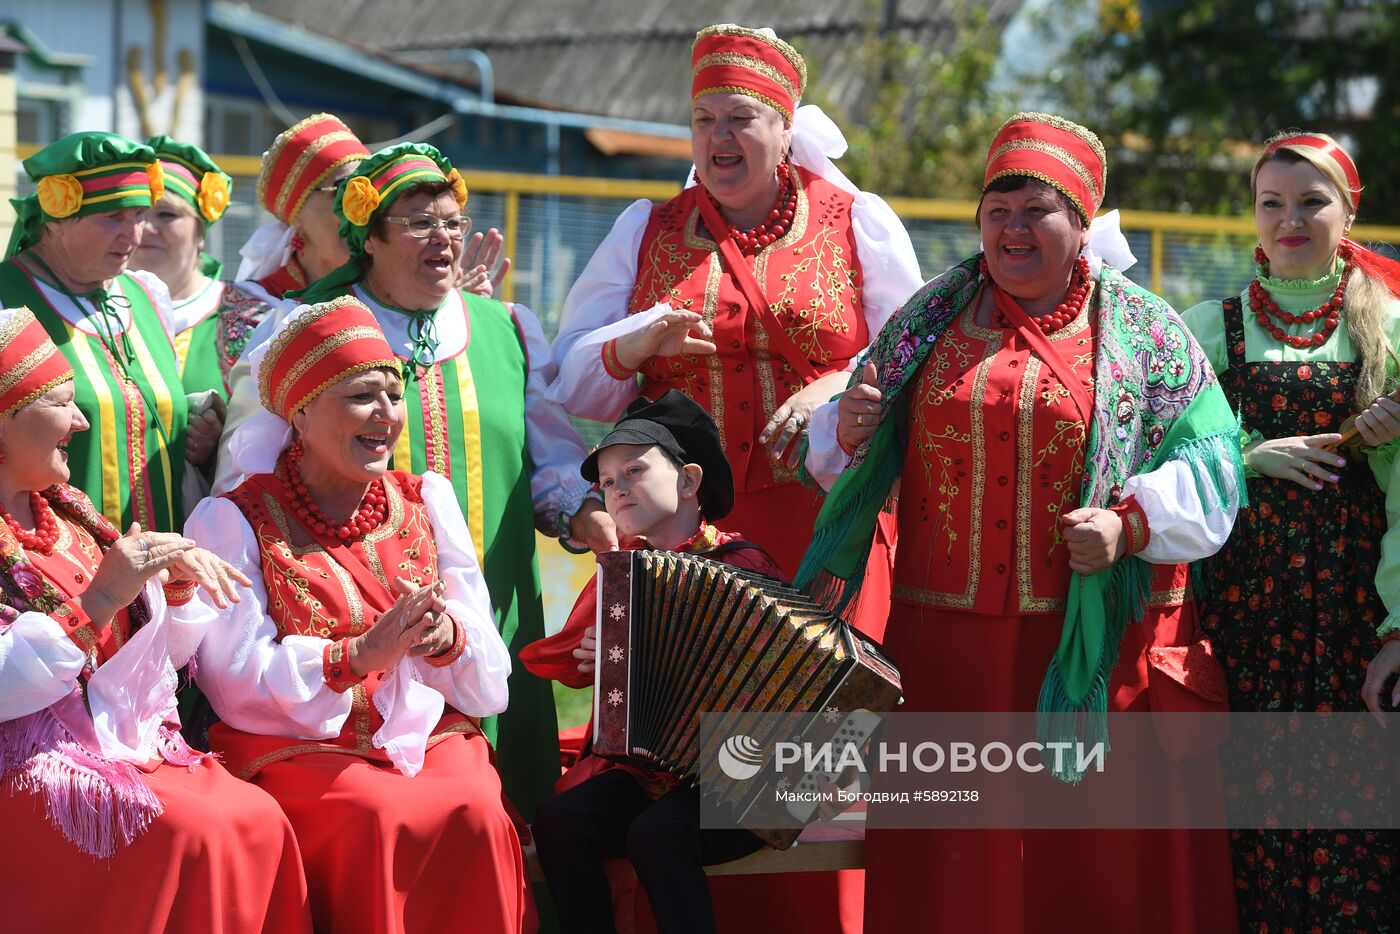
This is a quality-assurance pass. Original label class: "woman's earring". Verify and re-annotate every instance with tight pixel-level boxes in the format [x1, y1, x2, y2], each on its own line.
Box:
[291, 230, 306, 254]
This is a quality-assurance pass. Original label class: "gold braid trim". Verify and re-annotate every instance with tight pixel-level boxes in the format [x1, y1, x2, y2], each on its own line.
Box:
[692, 85, 792, 121]
[271, 325, 391, 416]
[693, 24, 807, 91]
[999, 111, 1107, 170]
[693, 51, 800, 102]
[0, 373, 72, 421]
[986, 137, 1102, 208]
[984, 168, 1092, 224]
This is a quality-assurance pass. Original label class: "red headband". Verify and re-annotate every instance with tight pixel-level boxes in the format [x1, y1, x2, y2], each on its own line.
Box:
[691, 25, 806, 121]
[984, 113, 1107, 223]
[258, 296, 398, 419]
[0, 308, 74, 420]
[1266, 134, 1362, 210]
[257, 113, 371, 225]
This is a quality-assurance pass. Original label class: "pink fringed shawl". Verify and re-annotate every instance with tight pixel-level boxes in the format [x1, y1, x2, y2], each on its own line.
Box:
[0, 484, 206, 858]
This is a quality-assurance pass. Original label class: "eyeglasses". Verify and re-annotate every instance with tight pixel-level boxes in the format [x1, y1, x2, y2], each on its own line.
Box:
[382, 214, 472, 239]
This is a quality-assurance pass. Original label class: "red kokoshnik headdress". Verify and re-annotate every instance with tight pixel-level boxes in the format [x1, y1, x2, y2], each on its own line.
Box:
[257, 296, 398, 420]
[691, 24, 807, 121]
[983, 112, 1108, 224]
[0, 307, 74, 420]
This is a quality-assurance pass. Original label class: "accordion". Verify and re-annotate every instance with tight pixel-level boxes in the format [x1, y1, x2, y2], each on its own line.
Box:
[592, 549, 902, 847]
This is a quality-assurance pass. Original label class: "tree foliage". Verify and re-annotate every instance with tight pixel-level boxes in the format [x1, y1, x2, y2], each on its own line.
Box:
[1038, 0, 1400, 222]
[804, 4, 1011, 200]
[811, 0, 1400, 224]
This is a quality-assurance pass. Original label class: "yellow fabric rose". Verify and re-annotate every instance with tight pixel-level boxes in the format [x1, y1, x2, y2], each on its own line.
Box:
[36, 174, 84, 219]
[197, 172, 231, 222]
[447, 169, 470, 208]
[147, 162, 165, 203]
[341, 176, 382, 227]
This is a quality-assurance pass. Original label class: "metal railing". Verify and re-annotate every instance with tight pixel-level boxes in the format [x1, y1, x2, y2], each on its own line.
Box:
[19, 146, 1400, 332]
[216, 162, 1400, 331]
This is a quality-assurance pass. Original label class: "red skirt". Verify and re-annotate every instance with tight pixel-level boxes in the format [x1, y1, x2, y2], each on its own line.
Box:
[863, 602, 1237, 933]
[0, 757, 310, 933]
[253, 731, 527, 934]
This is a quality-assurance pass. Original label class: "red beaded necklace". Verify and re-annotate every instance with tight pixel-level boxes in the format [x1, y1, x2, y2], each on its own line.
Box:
[705, 161, 797, 251]
[981, 254, 1093, 335]
[1250, 243, 1352, 349]
[281, 441, 388, 541]
[1, 490, 60, 554]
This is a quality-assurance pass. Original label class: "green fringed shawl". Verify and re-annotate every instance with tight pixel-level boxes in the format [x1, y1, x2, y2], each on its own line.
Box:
[796, 256, 1245, 781]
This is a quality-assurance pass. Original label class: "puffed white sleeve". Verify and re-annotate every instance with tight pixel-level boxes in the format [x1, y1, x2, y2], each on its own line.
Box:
[851, 191, 923, 340]
[412, 472, 512, 715]
[1118, 448, 1242, 564]
[508, 303, 596, 534]
[179, 495, 351, 739]
[0, 612, 87, 721]
[546, 198, 662, 421]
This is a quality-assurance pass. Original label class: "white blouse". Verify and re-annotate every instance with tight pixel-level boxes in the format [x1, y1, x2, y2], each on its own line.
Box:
[178, 471, 511, 777]
[546, 193, 924, 423]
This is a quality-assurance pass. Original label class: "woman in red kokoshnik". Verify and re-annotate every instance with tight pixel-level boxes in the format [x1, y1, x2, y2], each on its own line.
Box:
[549, 25, 922, 630]
[176, 296, 528, 933]
[548, 24, 923, 933]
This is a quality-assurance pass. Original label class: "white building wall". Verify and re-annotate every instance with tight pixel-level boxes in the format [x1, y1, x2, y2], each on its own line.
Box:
[1, 0, 206, 144]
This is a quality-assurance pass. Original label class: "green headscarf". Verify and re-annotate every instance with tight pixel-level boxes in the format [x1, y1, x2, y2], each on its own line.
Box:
[146, 135, 233, 277]
[296, 142, 467, 304]
[7, 132, 157, 258]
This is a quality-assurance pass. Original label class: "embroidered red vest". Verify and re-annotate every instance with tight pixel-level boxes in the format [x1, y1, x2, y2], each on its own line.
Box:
[628, 167, 868, 492]
[893, 303, 1188, 615]
[211, 469, 475, 779]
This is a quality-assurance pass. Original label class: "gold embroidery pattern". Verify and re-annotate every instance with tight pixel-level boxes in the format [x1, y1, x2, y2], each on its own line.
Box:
[1124, 509, 1149, 555]
[692, 52, 800, 101]
[421, 364, 449, 475]
[701, 257, 726, 452]
[260, 492, 366, 638]
[771, 226, 856, 362]
[361, 479, 409, 591]
[912, 329, 975, 564]
[902, 325, 1000, 609]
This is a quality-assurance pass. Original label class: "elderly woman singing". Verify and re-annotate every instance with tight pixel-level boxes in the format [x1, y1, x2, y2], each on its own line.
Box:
[0, 308, 309, 932]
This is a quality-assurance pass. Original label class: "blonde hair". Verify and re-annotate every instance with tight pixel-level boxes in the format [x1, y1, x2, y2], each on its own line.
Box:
[1253, 132, 1396, 410]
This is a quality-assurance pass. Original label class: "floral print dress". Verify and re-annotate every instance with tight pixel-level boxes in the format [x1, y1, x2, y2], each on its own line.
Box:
[1187, 281, 1398, 934]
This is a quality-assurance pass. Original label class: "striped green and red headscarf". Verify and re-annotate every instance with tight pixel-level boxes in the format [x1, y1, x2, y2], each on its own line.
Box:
[297, 143, 468, 303]
[146, 135, 233, 228]
[6, 132, 160, 258]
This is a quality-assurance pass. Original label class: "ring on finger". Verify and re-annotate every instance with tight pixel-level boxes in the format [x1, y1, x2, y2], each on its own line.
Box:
[855, 413, 865, 427]
[138, 537, 151, 551]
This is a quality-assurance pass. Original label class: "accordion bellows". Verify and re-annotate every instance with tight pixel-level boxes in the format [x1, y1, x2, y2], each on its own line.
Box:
[593, 550, 903, 848]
